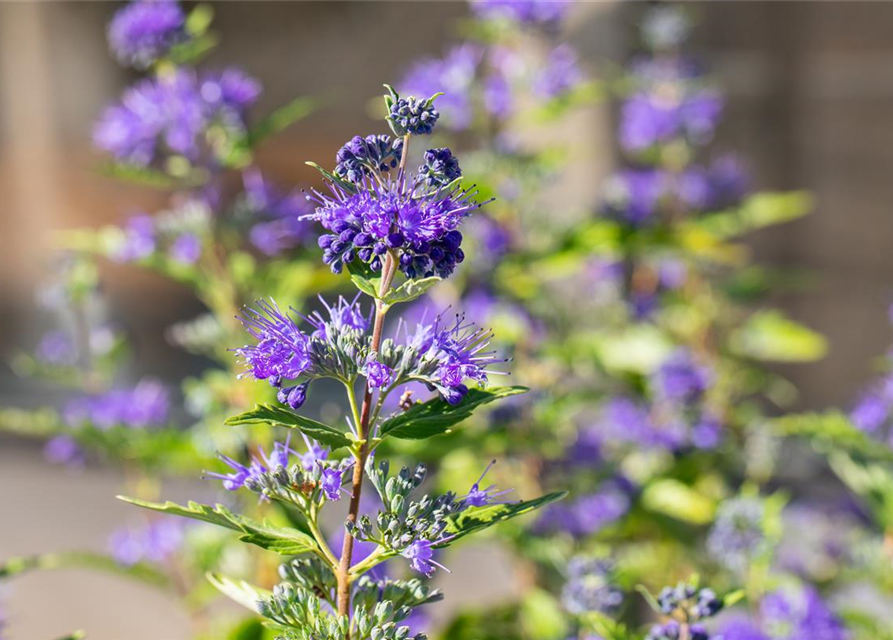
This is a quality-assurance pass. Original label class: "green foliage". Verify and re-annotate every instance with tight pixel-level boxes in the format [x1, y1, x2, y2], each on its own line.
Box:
[770, 411, 893, 461]
[207, 573, 271, 613]
[225, 404, 352, 450]
[0, 551, 171, 588]
[118, 497, 320, 556]
[640, 479, 716, 525]
[729, 310, 827, 362]
[379, 386, 527, 440]
[441, 491, 567, 545]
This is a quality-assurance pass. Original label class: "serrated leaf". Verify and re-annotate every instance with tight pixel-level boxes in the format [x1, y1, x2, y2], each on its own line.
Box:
[729, 310, 827, 362]
[118, 497, 318, 556]
[379, 386, 527, 440]
[442, 491, 567, 544]
[381, 276, 441, 306]
[225, 403, 351, 450]
[770, 411, 893, 461]
[207, 573, 271, 613]
[247, 97, 314, 147]
[640, 479, 716, 524]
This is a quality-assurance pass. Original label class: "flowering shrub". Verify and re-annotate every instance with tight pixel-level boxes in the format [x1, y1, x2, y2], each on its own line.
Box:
[2, 3, 893, 640]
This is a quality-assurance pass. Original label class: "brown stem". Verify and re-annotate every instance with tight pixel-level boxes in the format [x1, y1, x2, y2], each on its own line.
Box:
[335, 252, 396, 619]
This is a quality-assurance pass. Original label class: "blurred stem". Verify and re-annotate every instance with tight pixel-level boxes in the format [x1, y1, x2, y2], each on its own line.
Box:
[308, 504, 339, 569]
[335, 251, 397, 622]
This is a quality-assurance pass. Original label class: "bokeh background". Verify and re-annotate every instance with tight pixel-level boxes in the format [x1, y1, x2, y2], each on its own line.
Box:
[2, 2, 893, 638]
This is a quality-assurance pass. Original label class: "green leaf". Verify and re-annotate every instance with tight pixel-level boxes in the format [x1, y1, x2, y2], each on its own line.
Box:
[442, 491, 567, 544]
[305, 161, 357, 193]
[580, 612, 636, 640]
[118, 497, 319, 556]
[640, 479, 716, 525]
[770, 411, 893, 461]
[55, 632, 87, 640]
[207, 573, 270, 613]
[98, 161, 206, 189]
[635, 584, 662, 614]
[0, 551, 171, 589]
[381, 276, 441, 306]
[379, 386, 527, 440]
[225, 403, 351, 450]
[185, 4, 214, 36]
[729, 310, 827, 362]
[351, 274, 381, 299]
[697, 191, 813, 239]
[724, 589, 746, 608]
[520, 588, 568, 640]
[248, 97, 315, 147]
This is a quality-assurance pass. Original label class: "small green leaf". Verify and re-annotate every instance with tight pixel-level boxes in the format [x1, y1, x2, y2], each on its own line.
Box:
[442, 491, 567, 544]
[207, 573, 271, 613]
[185, 4, 214, 36]
[225, 403, 351, 450]
[635, 584, 662, 614]
[248, 97, 315, 147]
[379, 386, 527, 440]
[641, 479, 716, 524]
[581, 612, 636, 640]
[724, 589, 746, 608]
[729, 310, 827, 362]
[697, 191, 813, 239]
[118, 497, 319, 556]
[770, 411, 893, 461]
[55, 632, 87, 640]
[305, 161, 357, 193]
[382, 276, 441, 306]
[351, 274, 381, 300]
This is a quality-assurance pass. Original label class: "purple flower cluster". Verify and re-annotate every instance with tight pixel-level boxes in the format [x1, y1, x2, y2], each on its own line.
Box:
[718, 586, 848, 640]
[306, 175, 486, 279]
[63, 379, 170, 430]
[242, 170, 313, 256]
[107, 0, 186, 69]
[534, 45, 583, 98]
[470, 0, 570, 28]
[655, 349, 711, 405]
[115, 214, 156, 262]
[850, 373, 893, 446]
[109, 519, 184, 566]
[402, 312, 507, 405]
[646, 621, 712, 640]
[35, 330, 78, 366]
[388, 96, 440, 136]
[235, 300, 313, 387]
[619, 90, 723, 152]
[44, 435, 86, 468]
[94, 67, 261, 167]
[418, 148, 462, 188]
[334, 135, 404, 184]
[207, 434, 327, 492]
[601, 157, 748, 226]
[561, 556, 623, 615]
[706, 497, 767, 574]
[535, 482, 630, 538]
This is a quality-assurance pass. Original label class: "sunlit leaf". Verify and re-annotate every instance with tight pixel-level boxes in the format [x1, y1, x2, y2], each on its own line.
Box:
[442, 491, 567, 544]
[118, 497, 319, 556]
[729, 310, 827, 362]
[207, 572, 270, 613]
[225, 403, 351, 450]
[379, 386, 527, 440]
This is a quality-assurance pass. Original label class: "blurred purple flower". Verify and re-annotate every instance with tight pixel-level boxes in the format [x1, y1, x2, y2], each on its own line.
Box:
[401, 44, 480, 131]
[107, 0, 186, 69]
[169, 232, 201, 264]
[115, 214, 156, 262]
[36, 330, 77, 366]
[63, 378, 170, 430]
[471, 0, 570, 28]
[109, 519, 184, 566]
[619, 91, 723, 152]
[535, 45, 583, 98]
[43, 435, 86, 468]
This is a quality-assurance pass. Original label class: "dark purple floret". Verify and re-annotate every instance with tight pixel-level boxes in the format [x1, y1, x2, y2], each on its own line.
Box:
[334, 135, 404, 183]
[365, 359, 393, 389]
[277, 382, 309, 410]
[401, 539, 449, 577]
[107, 0, 186, 69]
[419, 148, 462, 187]
[462, 460, 512, 507]
[388, 96, 440, 136]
